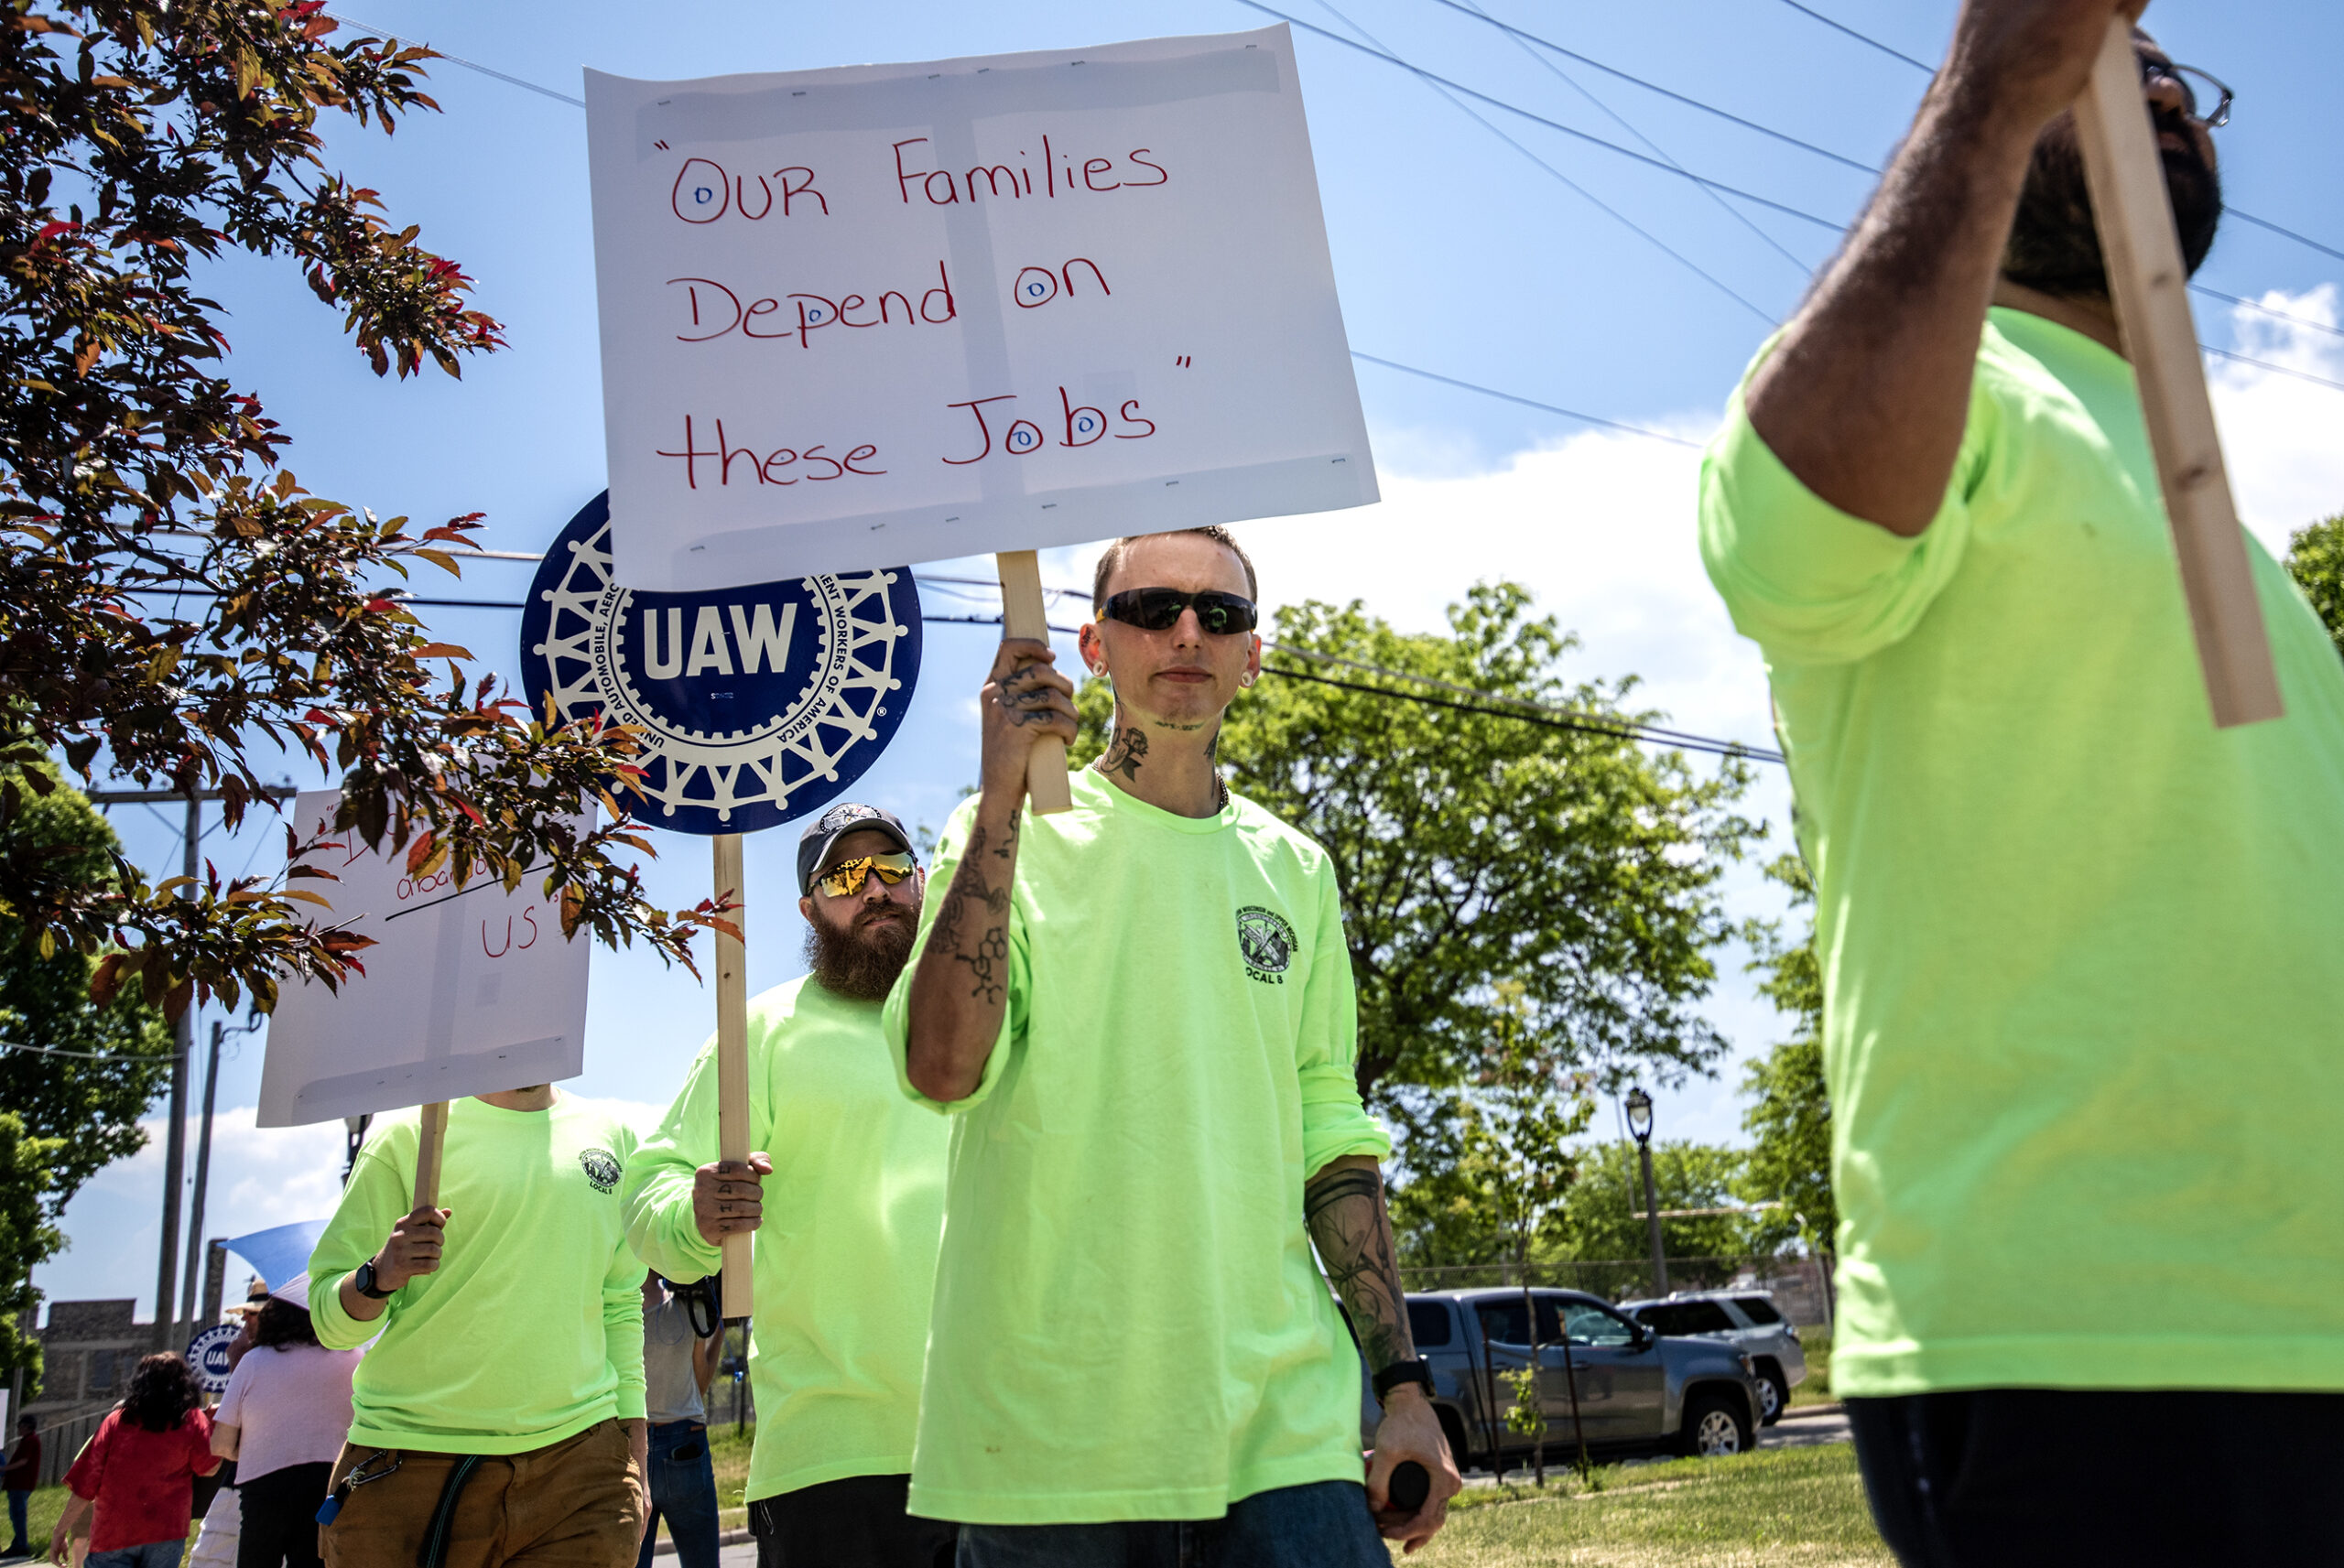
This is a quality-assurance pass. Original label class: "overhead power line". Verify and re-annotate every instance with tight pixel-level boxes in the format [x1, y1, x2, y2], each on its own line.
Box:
[324, 7, 2344, 384]
[327, 12, 586, 106]
[2201, 344, 2344, 395]
[2191, 286, 2344, 341]
[1758, 0, 2344, 272]
[1232, 0, 1850, 230]
[1, 1039, 178, 1062]
[1442, 0, 1817, 277]
[1264, 663, 1781, 762]
[1351, 353, 1705, 446]
[1311, 0, 1778, 323]
[1767, 0, 1936, 72]
[363, 591, 1786, 764]
[1422, 0, 1880, 172]
[2228, 210, 2344, 267]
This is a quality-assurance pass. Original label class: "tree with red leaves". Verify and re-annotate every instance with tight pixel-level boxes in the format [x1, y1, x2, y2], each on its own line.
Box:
[0, 1, 724, 1022]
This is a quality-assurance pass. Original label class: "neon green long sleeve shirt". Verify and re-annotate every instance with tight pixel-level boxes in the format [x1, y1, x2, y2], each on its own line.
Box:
[1698, 308, 2344, 1398]
[622, 976, 950, 1501]
[308, 1095, 646, 1453]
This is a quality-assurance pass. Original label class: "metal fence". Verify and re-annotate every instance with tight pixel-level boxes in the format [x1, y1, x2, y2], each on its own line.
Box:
[1397, 1254, 1834, 1326]
[26, 1401, 114, 1488]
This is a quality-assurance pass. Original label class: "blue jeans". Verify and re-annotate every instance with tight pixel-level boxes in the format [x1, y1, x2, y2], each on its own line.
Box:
[634, 1422, 721, 1568]
[955, 1480, 1386, 1568]
[7, 1487, 29, 1551]
[87, 1543, 187, 1568]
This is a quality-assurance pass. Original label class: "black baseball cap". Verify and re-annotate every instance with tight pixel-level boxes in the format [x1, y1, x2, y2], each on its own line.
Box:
[797, 803, 916, 894]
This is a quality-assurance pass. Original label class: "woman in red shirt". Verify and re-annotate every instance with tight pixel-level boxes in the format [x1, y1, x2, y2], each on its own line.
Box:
[52, 1353, 221, 1568]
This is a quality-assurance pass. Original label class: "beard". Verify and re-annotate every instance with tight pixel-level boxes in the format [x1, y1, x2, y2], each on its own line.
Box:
[804, 904, 916, 1001]
[2002, 105, 2222, 297]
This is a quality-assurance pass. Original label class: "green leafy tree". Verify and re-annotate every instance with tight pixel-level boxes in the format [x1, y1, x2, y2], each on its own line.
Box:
[2285, 514, 2344, 657]
[0, 767, 168, 1389]
[1390, 980, 1593, 1484]
[0, 3, 722, 1022]
[1734, 854, 1836, 1260]
[1074, 584, 1760, 1142]
[1550, 1138, 1748, 1268]
[0, 1113, 64, 1399]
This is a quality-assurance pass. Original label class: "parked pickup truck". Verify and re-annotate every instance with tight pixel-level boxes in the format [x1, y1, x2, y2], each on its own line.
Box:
[1365, 1288, 1764, 1468]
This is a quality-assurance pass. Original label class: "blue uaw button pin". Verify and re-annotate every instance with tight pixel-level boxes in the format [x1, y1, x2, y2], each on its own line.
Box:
[520, 492, 922, 836]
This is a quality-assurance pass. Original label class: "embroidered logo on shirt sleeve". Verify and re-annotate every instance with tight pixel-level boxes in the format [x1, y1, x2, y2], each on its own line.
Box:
[579, 1148, 623, 1194]
[1235, 905, 1297, 985]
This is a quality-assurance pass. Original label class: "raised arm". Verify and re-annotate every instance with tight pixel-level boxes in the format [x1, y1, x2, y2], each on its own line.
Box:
[903, 638, 1075, 1102]
[1306, 1155, 1460, 1553]
[1745, 0, 2142, 535]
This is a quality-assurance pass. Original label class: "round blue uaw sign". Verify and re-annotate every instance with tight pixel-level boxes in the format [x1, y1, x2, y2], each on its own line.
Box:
[520, 492, 922, 835]
[186, 1322, 238, 1396]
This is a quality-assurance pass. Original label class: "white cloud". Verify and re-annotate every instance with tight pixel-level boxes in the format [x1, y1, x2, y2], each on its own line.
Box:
[2208, 285, 2344, 552]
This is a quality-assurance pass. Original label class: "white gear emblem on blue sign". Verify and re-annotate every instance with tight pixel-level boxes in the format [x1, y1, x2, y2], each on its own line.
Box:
[520, 492, 923, 836]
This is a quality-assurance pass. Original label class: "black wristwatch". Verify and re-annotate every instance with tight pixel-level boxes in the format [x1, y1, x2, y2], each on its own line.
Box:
[353, 1258, 396, 1300]
[1373, 1357, 1435, 1405]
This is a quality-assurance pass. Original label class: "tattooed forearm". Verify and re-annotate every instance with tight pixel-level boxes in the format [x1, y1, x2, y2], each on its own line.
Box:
[1305, 1158, 1416, 1375]
[929, 825, 1013, 1004]
[1096, 725, 1148, 782]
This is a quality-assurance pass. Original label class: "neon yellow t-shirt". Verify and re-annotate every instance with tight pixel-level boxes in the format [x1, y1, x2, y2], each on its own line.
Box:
[1699, 308, 2344, 1397]
[881, 767, 1391, 1525]
[308, 1095, 646, 1454]
[622, 975, 950, 1501]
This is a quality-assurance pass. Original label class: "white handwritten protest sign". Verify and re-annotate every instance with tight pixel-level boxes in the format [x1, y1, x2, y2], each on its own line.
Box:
[585, 24, 1374, 593]
[255, 791, 592, 1127]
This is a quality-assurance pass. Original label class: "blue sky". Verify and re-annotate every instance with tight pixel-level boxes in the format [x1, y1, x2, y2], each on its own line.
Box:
[41, 0, 2344, 1315]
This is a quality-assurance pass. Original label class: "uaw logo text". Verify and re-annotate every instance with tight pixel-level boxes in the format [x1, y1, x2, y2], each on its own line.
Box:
[521, 492, 923, 837]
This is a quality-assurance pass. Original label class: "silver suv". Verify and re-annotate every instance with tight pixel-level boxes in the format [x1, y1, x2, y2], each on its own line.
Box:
[1618, 1291, 1808, 1425]
[1363, 1289, 1765, 1469]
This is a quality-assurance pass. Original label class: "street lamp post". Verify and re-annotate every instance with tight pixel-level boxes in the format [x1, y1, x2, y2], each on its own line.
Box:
[1626, 1087, 1668, 1296]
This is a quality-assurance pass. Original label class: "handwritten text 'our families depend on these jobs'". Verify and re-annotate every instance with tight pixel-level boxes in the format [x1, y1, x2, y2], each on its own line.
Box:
[651, 135, 1172, 488]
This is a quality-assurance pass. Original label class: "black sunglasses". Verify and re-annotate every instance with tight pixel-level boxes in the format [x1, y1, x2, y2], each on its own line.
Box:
[1100, 587, 1259, 636]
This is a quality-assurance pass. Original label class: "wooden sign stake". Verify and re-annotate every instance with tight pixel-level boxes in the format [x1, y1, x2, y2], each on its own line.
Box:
[711, 832, 754, 1321]
[996, 550, 1074, 814]
[413, 1100, 448, 1210]
[2073, 16, 2283, 729]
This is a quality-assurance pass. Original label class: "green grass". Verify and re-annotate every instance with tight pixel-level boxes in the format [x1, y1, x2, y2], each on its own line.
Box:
[1789, 1328, 1835, 1407]
[704, 1420, 755, 1535]
[1393, 1444, 1888, 1567]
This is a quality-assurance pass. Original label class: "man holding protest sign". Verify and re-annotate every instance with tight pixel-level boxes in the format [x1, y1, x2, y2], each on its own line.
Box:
[1698, 1, 2344, 1560]
[624, 804, 954, 1568]
[890, 527, 1459, 1562]
[306, 1089, 648, 1568]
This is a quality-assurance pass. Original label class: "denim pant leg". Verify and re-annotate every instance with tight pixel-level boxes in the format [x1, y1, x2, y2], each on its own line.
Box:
[635, 1422, 722, 1568]
[7, 1488, 29, 1549]
[1210, 1481, 1384, 1568]
[956, 1519, 1161, 1568]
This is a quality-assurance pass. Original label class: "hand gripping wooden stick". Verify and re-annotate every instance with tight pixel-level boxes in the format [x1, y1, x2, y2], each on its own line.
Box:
[712, 832, 754, 1321]
[413, 1100, 448, 1209]
[2074, 16, 2283, 729]
[996, 550, 1074, 814]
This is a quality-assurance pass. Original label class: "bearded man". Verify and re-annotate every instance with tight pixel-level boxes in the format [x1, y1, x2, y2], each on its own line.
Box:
[1698, 2, 2344, 1563]
[623, 803, 953, 1568]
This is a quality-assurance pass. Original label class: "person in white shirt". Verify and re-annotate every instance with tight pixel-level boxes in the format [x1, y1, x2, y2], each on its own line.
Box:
[210, 1278, 364, 1568]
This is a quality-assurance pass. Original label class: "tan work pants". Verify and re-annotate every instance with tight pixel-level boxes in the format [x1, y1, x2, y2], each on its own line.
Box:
[320, 1419, 644, 1568]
